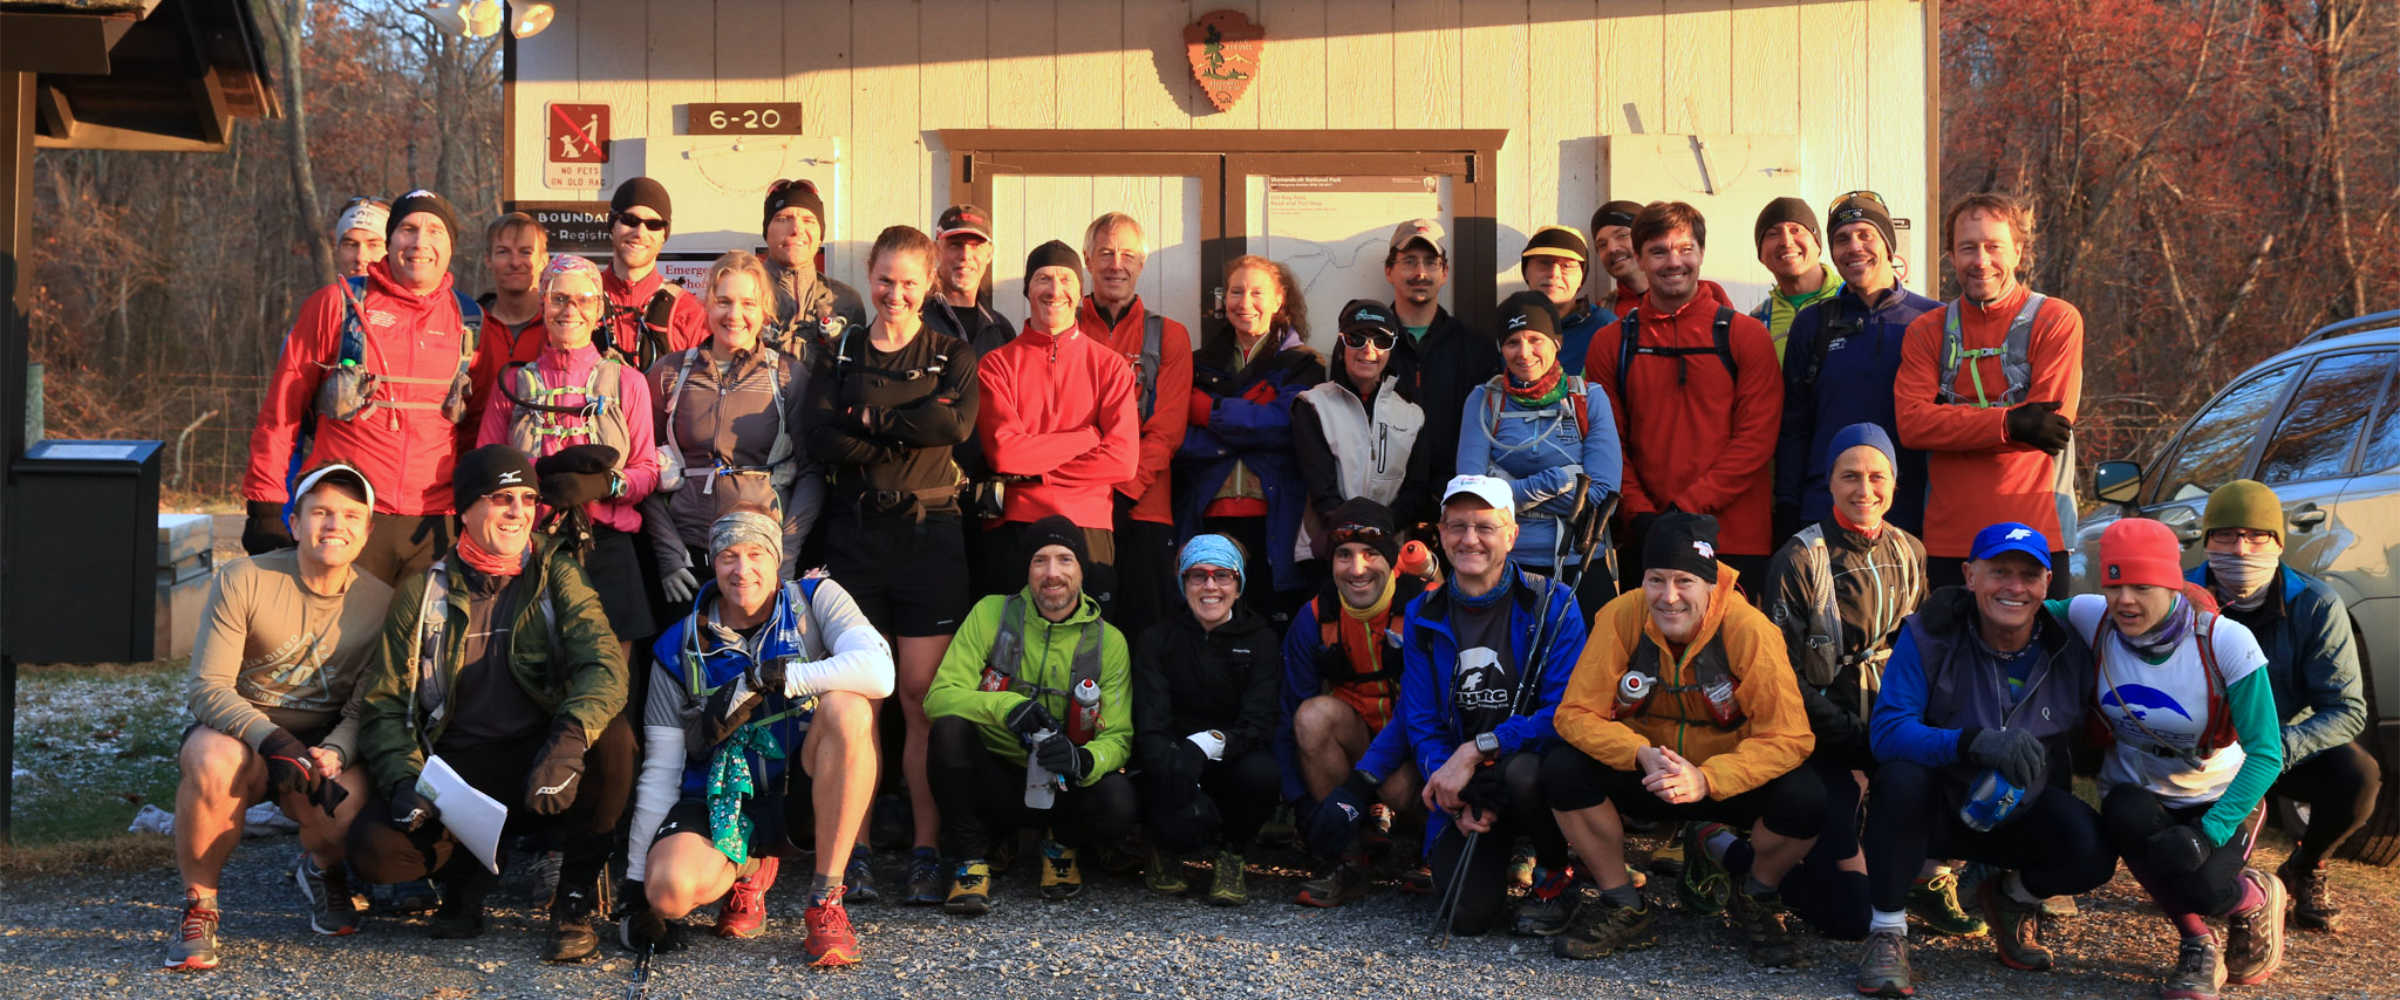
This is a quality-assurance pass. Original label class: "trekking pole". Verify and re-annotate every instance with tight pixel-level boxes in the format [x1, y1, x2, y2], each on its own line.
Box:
[1425, 829, 1480, 948]
[625, 942, 653, 1000]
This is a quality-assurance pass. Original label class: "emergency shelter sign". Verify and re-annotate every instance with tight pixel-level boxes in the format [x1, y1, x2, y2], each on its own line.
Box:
[545, 103, 609, 191]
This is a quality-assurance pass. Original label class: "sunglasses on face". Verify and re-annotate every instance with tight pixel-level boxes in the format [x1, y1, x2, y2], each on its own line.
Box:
[545, 291, 604, 311]
[1183, 568, 1238, 587]
[613, 212, 668, 232]
[1342, 329, 1397, 351]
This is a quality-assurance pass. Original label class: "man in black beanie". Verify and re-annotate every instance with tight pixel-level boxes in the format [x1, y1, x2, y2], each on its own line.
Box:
[1590, 200, 1649, 319]
[348, 443, 635, 963]
[599, 176, 706, 369]
[921, 513, 1138, 913]
[761, 177, 866, 354]
[1751, 196, 1841, 362]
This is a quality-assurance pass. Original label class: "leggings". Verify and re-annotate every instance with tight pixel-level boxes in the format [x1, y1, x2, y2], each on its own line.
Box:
[1427, 752, 1563, 937]
[2272, 741, 2382, 870]
[349, 718, 637, 896]
[1541, 742, 1828, 839]
[1863, 760, 2116, 912]
[1142, 749, 1282, 853]
[1751, 753, 1871, 939]
[2104, 784, 2260, 920]
[927, 715, 1137, 860]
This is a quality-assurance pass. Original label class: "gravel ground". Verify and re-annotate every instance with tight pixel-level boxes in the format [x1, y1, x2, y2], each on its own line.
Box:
[4, 833, 2394, 1000]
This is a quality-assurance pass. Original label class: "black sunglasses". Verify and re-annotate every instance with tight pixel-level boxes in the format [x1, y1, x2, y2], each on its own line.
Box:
[1342, 329, 1397, 351]
[613, 211, 668, 232]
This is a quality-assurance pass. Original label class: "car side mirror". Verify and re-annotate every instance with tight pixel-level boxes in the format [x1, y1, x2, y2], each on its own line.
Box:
[2094, 460, 2143, 505]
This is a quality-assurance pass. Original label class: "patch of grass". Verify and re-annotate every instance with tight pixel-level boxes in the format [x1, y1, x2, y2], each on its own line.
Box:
[10, 659, 186, 846]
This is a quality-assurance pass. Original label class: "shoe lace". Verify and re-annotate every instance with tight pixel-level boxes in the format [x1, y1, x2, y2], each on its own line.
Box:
[1044, 851, 1075, 880]
[1864, 931, 1906, 972]
[2175, 937, 2216, 978]
[953, 866, 986, 891]
[180, 902, 219, 940]
[909, 855, 941, 882]
[805, 896, 853, 938]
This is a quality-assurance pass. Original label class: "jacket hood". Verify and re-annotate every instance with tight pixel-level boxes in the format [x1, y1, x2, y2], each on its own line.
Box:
[366, 259, 457, 307]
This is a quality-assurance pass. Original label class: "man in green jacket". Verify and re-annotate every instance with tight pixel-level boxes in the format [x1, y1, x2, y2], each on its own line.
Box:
[925, 515, 1136, 914]
[348, 444, 633, 962]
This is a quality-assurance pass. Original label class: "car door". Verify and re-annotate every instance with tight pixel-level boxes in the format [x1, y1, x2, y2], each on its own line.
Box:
[2252, 349, 2400, 573]
[2123, 360, 2307, 575]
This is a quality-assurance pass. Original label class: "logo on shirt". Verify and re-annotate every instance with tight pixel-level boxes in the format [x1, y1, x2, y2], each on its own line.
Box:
[1455, 647, 1511, 710]
[367, 310, 398, 329]
[2101, 684, 2194, 723]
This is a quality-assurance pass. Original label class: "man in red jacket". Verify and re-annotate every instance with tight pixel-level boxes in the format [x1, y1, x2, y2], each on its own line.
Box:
[1894, 193, 2082, 594]
[463, 212, 550, 423]
[1591, 199, 1733, 321]
[1077, 212, 1193, 637]
[1586, 201, 1783, 584]
[977, 240, 1142, 612]
[598, 177, 707, 369]
[242, 190, 479, 584]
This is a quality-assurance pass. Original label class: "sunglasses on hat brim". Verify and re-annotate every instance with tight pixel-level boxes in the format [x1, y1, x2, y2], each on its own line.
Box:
[1328, 524, 1391, 548]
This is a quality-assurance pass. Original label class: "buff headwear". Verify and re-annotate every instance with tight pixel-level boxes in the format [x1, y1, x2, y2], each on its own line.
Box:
[709, 509, 783, 567]
[540, 253, 601, 290]
[335, 199, 389, 239]
[1177, 533, 1246, 592]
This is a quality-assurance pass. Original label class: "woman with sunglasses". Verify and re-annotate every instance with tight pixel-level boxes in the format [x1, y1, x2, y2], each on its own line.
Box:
[1132, 534, 1282, 906]
[476, 254, 660, 656]
[1294, 299, 1431, 547]
[1176, 255, 1326, 626]
[1457, 290, 1623, 610]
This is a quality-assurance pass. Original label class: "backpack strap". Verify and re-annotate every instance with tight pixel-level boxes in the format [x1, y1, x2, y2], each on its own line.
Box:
[1793, 523, 1842, 688]
[335, 276, 372, 367]
[1137, 313, 1165, 421]
[987, 593, 1028, 692]
[1937, 292, 2045, 408]
[660, 348, 701, 462]
[1800, 297, 1863, 398]
[1613, 307, 1739, 407]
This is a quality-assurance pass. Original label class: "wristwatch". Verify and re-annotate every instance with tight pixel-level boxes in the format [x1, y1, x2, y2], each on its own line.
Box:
[1473, 731, 1500, 760]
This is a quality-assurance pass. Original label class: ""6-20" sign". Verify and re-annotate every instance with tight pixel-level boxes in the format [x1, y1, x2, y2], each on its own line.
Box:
[687, 102, 804, 136]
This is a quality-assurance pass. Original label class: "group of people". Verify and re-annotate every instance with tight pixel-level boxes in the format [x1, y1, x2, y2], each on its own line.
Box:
[159, 175, 2376, 1000]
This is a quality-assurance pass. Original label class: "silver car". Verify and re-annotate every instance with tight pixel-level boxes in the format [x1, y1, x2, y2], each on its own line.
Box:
[2082, 310, 2400, 866]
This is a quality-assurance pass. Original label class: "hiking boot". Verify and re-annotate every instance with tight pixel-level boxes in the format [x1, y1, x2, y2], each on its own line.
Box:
[1397, 863, 1434, 895]
[1728, 887, 1804, 967]
[1295, 860, 1370, 908]
[163, 895, 221, 972]
[842, 854, 879, 904]
[1207, 850, 1248, 907]
[295, 852, 359, 936]
[905, 848, 946, 906]
[945, 860, 991, 916]
[1096, 841, 1145, 877]
[801, 887, 861, 967]
[1259, 803, 1299, 848]
[2159, 932, 2226, 1000]
[1977, 875, 2052, 972]
[1854, 929, 1915, 997]
[2223, 867, 2285, 985]
[371, 878, 440, 914]
[1512, 867, 1581, 937]
[2278, 860, 2339, 932]
[528, 848, 562, 907]
[1645, 823, 1687, 878]
[1551, 899, 1656, 959]
[1144, 845, 1188, 895]
[713, 856, 779, 939]
[544, 881, 600, 963]
[1361, 802, 1395, 852]
[1039, 841, 1083, 901]
[1677, 822, 1732, 916]
[428, 870, 491, 940]
[1906, 869, 1987, 936]
[1504, 840, 1537, 891]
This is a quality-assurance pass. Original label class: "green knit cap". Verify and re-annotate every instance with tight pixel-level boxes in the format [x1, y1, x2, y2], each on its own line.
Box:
[2203, 479, 2282, 543]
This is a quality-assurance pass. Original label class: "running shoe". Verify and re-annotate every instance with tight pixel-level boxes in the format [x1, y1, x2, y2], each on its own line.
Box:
[295, 852, 359, 936]
[162, 895, 220, 972]
[802, 887, 861, 967]
[713, 856, 779, 939]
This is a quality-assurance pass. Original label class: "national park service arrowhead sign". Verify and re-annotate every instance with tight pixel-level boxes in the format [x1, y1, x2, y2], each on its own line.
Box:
[1185, 9, 1264, 112]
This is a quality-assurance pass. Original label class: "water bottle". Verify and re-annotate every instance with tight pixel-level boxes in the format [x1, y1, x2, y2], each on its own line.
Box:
[977, 662, 1009, 693]
[1024, 728, 1060, 809]
[1958, 768, 2027, 832]
[1067, 678, 1102, 745]
[1611, 671, 1655, 719]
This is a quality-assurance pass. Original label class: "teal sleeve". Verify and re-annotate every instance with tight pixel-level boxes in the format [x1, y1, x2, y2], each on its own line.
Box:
[2201, 668, 2286, 846]
[2040, 598, 2072, 622]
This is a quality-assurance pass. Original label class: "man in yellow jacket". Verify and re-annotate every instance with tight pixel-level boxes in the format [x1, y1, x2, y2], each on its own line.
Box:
[1541, 512, 1822, 966]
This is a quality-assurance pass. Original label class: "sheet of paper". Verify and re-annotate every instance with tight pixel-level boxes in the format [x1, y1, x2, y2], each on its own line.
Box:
[419, 755, 508, 875]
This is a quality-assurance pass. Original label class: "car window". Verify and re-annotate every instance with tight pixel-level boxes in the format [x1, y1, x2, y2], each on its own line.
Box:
[2153, 361, 2300, 502]
[2356, 359, 2400, 475]
[2257, 351, 2397, 486]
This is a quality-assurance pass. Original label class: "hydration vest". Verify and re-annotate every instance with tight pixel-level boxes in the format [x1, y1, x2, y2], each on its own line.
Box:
[499, 358, 633, 464]
[604, 283, 683, 371]
[1619, 631, 1745, 731]
[678, 578, 829, 742]
[2089, 585, 2236, 759]
[314, 275, 482, 425]
[1788, 523, 1919, 705]
[1937, 292, 2046, 409]
[1613, 306, 1737, 412]
[984, 593, 1105, 745]
[655, 346, 797, 515]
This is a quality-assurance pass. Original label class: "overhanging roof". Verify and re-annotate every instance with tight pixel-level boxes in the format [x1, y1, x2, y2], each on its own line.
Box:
[3, 0, 277, 151]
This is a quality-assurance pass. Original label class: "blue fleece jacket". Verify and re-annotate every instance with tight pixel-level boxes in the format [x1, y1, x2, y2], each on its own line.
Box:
[1775, 283, 1941, 535]
[1455, 379, 1622, 568]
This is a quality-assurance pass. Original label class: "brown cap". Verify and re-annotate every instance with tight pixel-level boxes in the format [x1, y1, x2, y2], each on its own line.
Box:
[1388, 218, 1446, 257]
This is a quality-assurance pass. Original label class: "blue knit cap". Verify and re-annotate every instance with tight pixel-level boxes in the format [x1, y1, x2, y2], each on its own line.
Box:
[1828, 422, 1898, 472]
[1177, 533, 1245, 591]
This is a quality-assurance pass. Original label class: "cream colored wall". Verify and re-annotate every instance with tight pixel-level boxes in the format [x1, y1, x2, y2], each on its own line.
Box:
[510, 0, 1933, 302]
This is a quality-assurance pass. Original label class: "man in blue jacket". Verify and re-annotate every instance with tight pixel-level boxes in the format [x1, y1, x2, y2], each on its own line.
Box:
[2190, 480, 2375, 932]
[1853, 523, 2116, 997]
[1358, 475, 1585, 937]
[1774, 193, 1941, 540]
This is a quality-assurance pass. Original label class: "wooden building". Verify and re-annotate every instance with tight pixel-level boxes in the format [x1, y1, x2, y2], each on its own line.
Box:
[505, 0, 1938, 344]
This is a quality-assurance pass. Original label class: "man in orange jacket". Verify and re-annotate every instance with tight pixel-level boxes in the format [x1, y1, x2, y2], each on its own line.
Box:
[1893, 193, 2082, 595]
[1541, 512, 1821, 966]
[1078, 212, 1193, 637]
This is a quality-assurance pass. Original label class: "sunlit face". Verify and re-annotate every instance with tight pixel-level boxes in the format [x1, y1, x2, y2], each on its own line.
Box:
[765, 206, 822, 270]
[712, 541, 778, 618]
[611, 205, 666, 272]
[1085, 224, 1146, 308]
[460, 486, 538, 560]
[1948, 209, 2022, 302]
[2104, 583, 2179, 637]
[1501, 329, 1557, 384]
[1332, 541, 1392, 610]
[1181, 561, 1239, 628]
[1027, 266, 1081, 333]
[1829, 222, 1892, 291]
[1964, 553, 2048, 633]
[1643, 568, 1712, 644]
[294, 483, 372, 570]
[1028, 544, 1085, 619]
[1595, 225, 1640, 283]
[387, 213, 452, 291]
[1438, 501, 1515, 582]
[871, 247, 933, 323]
[707, 269, 767, 355]
[1638, 226, 1703, 303]
[336, 229, 386, 277]
[1522, 255, 1584, 310]
[1828, 445, 1895, 532]
[488, 226, 547, 295]
[1384, 246, 1447, 307]
[541, 269, 604, 351]
[936, 233, 992, 300]
[1225, 264, 1282, 338]
[1757, 222, 1819, 283]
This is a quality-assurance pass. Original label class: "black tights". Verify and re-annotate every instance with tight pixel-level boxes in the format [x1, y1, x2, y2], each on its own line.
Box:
[1863, 760, 2115, 912]
[1428, 752, 1563, 937]
[2272, 741, 2382, 870]
[1142, 749, 1282, 853]
[349, 718, 637, 902]
[927, 715, 1137, 860]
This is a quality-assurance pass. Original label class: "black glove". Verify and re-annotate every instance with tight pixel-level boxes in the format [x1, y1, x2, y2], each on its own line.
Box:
[616, 881, 689, 953]
[539, 443, 621, 475]
[1168, 739, 1209, 781]
[311, 776, 350, 818]
[2003, 401, 2073, 454]
[388, 780, 440, 832]
[750, 657, 791, 697]
[1966, 727, 2047, 789]
[2145, 823, 2210, 874]
[525, 723, 590, 816]
[1459, 760, 1508, 815]
[539, 470, 613, 508]
[1034, 733, 1095, 784]
[703, 674, 766, 746]
[242, 499, 294, 555]
[257, 727, 323, 800]
[1004, 698, 1060, 743]
[1304, 772, 1376, 859]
